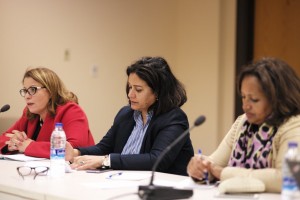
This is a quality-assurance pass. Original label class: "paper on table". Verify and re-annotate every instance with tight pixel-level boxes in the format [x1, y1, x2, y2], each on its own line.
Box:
[82, 181, 139, 189]
[154, 177, 215, 189]
[106, 172, 151, 181]
[83, 172, 151, 189]
[214, 192, 260, 199]
[178, 178, 216, 189]
[0, 154, 46, 162]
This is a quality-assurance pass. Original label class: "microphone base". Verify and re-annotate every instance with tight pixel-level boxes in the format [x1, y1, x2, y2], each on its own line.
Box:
[138, 185, 193, 200]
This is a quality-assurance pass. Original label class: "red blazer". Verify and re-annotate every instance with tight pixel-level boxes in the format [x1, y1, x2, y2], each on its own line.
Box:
[0, 102, 95, 158]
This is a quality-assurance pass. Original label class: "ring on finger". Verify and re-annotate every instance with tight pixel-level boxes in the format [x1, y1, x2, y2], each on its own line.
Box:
[80, 161, 85, 165]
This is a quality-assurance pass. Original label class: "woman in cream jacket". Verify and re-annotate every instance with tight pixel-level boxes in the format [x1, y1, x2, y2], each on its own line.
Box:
[187, 57, 300, 193]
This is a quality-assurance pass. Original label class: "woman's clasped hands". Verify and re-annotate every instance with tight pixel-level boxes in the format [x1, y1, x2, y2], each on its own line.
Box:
[5, 130, 32, 153]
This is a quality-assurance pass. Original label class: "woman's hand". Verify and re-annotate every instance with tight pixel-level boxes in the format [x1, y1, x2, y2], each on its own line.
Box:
[209, 162, 223, 180]
[5, 130, 28, 152]
[187, 155, 211, 181]
[17, 138, 33, 153]
[187, 155, 224, 181]
[65, 141, 80, 162]
[70, 155, 105, 170]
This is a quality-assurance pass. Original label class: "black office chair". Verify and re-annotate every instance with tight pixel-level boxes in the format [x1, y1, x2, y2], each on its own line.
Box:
[287, 160, 300, 188]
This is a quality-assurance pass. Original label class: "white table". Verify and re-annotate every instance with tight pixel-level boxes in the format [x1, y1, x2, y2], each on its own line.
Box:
[0, 159, 281, 200]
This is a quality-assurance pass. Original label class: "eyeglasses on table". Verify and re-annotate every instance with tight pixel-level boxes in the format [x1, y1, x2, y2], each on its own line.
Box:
[16, 166, 49, 180]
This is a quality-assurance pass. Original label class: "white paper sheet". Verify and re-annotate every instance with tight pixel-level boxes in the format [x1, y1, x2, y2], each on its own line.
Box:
[82, 181, 139, 189]
[0, 154, 46, 161]
[154, 177, 215, 189]
[106, 172, 151, 181]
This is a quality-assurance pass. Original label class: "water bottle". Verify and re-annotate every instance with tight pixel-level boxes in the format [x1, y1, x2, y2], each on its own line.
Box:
[50, 122, 66, 178]
[282, 141, 300, 200]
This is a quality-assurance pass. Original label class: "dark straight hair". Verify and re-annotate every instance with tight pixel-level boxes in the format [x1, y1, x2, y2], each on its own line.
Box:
[126, 56, 187, 116]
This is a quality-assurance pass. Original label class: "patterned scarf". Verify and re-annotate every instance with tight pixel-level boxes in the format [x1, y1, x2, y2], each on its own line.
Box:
[228, 121, 277, 169]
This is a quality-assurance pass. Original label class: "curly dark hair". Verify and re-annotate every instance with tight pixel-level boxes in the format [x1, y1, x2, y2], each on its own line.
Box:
[237, 57, 300, 127]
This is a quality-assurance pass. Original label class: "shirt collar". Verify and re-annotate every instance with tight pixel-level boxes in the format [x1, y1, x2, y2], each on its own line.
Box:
[133, 110, 153, 124]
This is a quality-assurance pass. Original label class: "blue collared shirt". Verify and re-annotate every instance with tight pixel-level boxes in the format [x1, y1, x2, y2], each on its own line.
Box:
[121, 110, 153, 154]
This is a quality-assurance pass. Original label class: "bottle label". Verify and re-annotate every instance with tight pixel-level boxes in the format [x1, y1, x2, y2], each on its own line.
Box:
[283, 177, 298, 190]
[50, 148, 65, 159]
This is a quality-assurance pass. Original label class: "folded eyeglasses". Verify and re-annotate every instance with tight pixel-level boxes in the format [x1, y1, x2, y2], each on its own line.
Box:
[17, 166, 49, 180]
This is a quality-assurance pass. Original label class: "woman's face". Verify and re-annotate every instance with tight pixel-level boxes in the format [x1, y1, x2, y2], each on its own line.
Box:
[22, 77, 50, 120]
[127, 73, 156, 116]
[241, 76, 272, 125]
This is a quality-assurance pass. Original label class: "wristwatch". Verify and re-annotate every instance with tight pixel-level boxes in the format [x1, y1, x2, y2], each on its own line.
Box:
[102, 155, 111, 168]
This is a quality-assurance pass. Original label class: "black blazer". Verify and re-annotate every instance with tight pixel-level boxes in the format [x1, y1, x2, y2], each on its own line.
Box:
[78, 106, 194, 176]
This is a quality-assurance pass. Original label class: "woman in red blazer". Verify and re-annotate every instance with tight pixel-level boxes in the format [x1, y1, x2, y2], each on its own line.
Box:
[0, 67, 95, 158]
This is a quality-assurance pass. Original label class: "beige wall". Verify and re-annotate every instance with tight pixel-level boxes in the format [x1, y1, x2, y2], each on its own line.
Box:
[0, 0, 236, 155]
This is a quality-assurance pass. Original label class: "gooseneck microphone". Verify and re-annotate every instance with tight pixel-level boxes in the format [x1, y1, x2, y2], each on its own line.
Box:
[138, 115, 206, 200]
[0, 104, 10, 113]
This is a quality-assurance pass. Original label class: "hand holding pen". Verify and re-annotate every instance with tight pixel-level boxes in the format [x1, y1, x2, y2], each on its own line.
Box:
[198, 149, 210, 185]
[187, 149, 211, 184]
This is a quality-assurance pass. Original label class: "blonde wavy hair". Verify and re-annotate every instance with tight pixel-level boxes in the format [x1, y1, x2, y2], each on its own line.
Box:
[23, 67, 78, 120]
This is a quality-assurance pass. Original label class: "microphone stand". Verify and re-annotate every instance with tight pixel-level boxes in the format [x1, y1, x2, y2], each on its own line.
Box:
[138, 115, 206, 200]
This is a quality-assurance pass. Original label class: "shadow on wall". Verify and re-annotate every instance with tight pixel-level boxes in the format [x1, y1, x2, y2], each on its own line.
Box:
[0, 117, 18, 134]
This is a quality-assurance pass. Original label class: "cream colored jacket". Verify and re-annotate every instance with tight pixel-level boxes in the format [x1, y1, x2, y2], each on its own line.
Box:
[209, 114, 300, 193]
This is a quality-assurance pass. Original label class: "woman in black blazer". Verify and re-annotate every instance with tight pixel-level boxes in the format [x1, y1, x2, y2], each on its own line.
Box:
[67, 56, 194, 176]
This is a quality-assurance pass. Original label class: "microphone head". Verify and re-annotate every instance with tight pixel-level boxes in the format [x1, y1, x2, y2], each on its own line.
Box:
[0, 104, 10, 113]
[194, 115, 206, 126]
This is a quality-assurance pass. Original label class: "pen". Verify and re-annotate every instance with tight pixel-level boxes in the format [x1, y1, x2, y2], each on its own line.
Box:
[107, 172, 123, 179]
[86, 169, 112, 173]
[198, 149, 209, 185]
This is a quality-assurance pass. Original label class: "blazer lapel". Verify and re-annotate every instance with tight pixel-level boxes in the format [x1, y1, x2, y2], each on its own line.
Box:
[26, 118, 39, 138]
